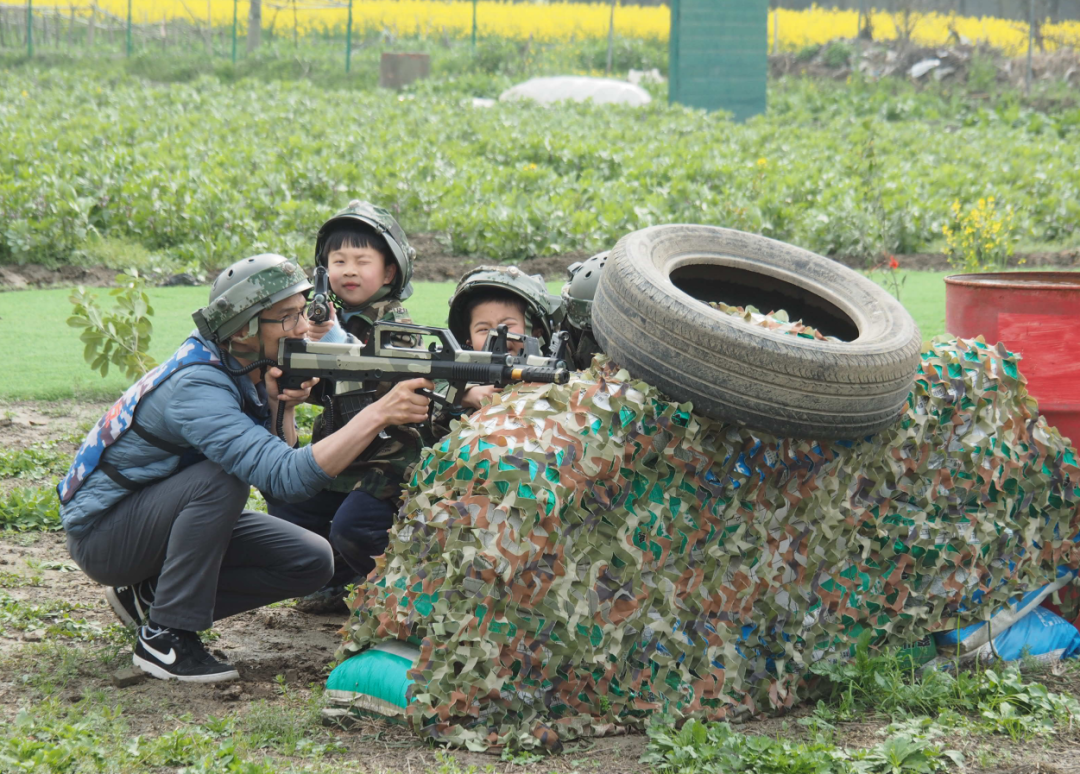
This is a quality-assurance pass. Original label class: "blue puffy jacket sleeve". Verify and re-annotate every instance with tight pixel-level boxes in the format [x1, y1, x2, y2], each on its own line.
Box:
[161, 366, 332, 502]
[317, 322, 359, 345]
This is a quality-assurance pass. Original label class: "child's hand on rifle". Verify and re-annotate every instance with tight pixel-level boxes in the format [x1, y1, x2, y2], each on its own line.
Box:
[306, 303, 336, 342]
[461, 385, 498, 411]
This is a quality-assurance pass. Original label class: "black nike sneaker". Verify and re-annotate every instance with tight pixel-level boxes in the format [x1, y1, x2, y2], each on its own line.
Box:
[133, 625, 239, 683]
[105, 580, 156, 629]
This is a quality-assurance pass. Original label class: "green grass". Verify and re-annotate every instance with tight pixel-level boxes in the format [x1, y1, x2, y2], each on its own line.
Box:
[0, 273, 947, 401]
[0, 282, 458, 401]
[882, 270, 949, 342]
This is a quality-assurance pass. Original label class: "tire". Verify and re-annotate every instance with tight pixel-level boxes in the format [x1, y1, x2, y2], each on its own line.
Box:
[592, 225, 922, 439]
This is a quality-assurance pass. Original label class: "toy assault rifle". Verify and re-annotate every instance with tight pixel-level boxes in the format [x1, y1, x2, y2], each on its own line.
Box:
[276, 321, 571, 432]
[307, 266, 332, 325]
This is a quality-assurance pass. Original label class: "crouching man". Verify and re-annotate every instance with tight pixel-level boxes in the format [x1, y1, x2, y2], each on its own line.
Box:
[56, 254, 431, 683]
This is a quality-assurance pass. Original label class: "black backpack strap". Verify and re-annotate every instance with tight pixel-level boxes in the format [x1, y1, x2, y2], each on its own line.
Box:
[129, 421, 189, 456]
[96, 460, 143, 491]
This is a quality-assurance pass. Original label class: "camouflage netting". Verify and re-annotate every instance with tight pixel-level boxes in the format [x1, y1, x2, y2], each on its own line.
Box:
[338, 305, 1080, 752]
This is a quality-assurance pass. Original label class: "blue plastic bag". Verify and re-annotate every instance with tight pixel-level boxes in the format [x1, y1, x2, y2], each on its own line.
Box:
[967, 607, 1080, 664]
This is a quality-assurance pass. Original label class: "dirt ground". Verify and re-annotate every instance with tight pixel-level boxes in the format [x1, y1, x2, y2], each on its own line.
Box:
[0, 233, 595, 291]
[2, 236, 1078, 292]
[4, 399, 1080, 773]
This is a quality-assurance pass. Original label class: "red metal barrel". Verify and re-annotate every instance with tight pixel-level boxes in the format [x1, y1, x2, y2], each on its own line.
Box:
[945, 272, 1080, 450]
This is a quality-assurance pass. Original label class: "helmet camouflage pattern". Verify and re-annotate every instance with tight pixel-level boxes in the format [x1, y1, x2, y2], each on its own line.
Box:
[315, 199, 415, 301]
[193, 253, 313, 341]
[561, 251, 609, 332]
[447, 265, 564, 349]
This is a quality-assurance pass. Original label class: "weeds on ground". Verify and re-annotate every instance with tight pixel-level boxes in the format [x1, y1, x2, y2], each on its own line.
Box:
[643, 716, 962, 774]
[0, 570, 43, 588]
[0, 482, 62, 531]
[808, 633, 1079, 739]
[0, 592, 126, 643]
[0, 443, 71, 480]
[0, 642, 346, 772]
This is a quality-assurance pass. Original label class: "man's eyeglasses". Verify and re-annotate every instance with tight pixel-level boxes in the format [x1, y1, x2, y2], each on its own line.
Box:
[258, 309, 307, 332]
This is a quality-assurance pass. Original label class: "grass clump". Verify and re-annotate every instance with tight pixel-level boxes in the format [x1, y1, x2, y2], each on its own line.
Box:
[643, 717, 962, 774]
[0, 483, 63, 532]
[0, 593, 125, 643]
[808, 634, 1079, 740]
[0, 444, 71, 480]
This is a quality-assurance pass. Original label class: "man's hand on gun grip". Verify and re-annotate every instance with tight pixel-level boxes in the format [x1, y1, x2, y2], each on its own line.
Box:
[369, 378, 433, 428]
[265, 367, 319, 409]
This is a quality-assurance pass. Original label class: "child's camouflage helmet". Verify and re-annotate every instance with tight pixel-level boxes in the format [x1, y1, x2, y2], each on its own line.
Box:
[193, 253, 313, 341]
[447, 265, 564, 348]
[314, 199, 415, 301]
[560, 251, 609, 332]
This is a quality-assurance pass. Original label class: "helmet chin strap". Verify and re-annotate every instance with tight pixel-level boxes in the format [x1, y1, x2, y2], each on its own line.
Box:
[224, 317, 273, 380]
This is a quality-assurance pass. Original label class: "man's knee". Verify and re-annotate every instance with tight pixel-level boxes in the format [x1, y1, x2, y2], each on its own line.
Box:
[294, 535, 335, 593]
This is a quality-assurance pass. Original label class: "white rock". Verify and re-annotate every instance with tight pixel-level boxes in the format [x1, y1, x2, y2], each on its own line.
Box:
[909, 58, 941, 79]
[499, 76, 651, 107]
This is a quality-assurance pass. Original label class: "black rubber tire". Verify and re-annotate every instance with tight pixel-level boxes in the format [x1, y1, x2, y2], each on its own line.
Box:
[592, 225, 922, 439]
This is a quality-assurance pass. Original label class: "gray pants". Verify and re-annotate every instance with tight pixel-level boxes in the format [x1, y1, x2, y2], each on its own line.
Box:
[67, 460, 334, 632]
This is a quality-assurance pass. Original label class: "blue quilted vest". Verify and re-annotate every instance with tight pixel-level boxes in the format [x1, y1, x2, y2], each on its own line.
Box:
[57, 338, 225, 504]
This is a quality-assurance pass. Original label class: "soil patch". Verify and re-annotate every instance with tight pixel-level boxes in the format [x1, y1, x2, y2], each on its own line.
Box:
[771, 41, 1080, 95]
[0, 264, 118, 291]
[3, 238, 1079, 292]
[836, 250, 1080, 272]
[0, 233, 593, 291]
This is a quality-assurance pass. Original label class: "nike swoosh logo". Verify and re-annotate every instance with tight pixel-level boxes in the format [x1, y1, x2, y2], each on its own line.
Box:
[142, 640, 177, 665]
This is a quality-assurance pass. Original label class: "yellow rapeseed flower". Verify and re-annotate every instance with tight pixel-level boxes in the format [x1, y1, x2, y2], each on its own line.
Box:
[31, 1, 1080, 51]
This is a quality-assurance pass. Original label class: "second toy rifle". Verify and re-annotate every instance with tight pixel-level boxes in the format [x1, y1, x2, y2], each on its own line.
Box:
[307, 266, 332, 325]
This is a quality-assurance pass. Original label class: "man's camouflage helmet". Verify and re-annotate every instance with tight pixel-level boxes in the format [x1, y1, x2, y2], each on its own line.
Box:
[314, 199, 415, 301]
[561, 251, 609, 332]
[193, 254, 313, 341]
[447, 265, 564, 348]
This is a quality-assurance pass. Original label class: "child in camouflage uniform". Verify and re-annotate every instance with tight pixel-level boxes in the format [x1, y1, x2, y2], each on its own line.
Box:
[267, 200, 430, 612]
[444, 265, 565, 412]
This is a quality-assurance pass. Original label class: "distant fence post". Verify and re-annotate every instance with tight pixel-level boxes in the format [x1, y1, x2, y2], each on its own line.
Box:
[126, 0, 132, 56]
[606, 0, 615, 75]
[471, 0, 477, 50]
[1026, 0, 1034, 93]
[345, 0, 353, 72]
[231, 0, 238, 62]
[27, 0, 32, 57]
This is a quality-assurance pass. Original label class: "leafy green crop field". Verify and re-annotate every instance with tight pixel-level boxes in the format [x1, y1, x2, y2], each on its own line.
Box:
[0, 271, 947, 401]
[3, 58, 1080, 274]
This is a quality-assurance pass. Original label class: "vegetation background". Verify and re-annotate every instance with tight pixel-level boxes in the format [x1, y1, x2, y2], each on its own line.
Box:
[1, 3, 1080, 772]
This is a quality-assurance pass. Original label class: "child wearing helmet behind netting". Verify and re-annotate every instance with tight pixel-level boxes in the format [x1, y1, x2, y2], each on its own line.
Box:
[442, 265, 565, 414]
[558, 251, 609, 371]
[263, 200, 431, 614]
